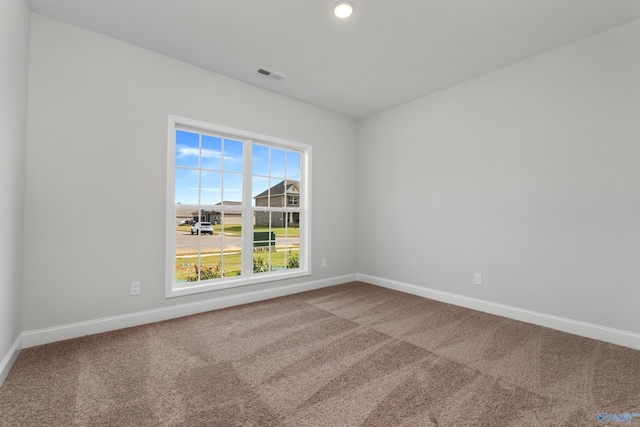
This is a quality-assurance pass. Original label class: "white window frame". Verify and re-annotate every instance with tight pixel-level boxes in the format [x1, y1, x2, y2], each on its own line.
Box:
[166, 115, 311, 298]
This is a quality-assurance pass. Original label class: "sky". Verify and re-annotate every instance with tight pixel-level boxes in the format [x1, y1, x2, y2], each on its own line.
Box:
[174, 130, 301, 207]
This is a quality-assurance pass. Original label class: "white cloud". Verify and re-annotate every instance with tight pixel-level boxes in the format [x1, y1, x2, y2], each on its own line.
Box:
[201, 148, 222, 159]
[176, 145, 199, 157]
[176, 145, 222, 159]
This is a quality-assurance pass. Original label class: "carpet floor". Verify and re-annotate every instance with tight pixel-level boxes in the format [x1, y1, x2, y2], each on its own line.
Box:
[1, 282, 639, 426]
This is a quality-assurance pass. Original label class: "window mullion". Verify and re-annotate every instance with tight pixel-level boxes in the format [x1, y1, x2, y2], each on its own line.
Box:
[241, 140, 253, 277]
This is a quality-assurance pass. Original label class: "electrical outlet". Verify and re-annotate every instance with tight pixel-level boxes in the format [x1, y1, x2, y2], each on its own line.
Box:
[131, 281, 141, 295]
[321, 259, 327, 268]
[474, 273, 482, 286]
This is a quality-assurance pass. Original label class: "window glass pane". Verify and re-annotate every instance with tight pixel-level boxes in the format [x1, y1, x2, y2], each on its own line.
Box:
[201, 135, 222, 171]
[285, 180, 300, 207]
[200, 171, 222, 205]
[270, 148, 286, 179]
[286, 250, 300, 270]
[252, 176, 270, 207]
[224, 139, 243, 173]
[199, 251, 224, 281]
[175, 169, 199, 205]
[174, 209, 197, 239]
[222, 173, 242, 204]
[221, 212, 242, 235]
[174, 210, 194, 231]
[219, 212, 242, 257]
[216, 211, 242, 277]
[222, 245, 242, 277]
[271, 249, 286, 271]
[286, 151, 301, 181]
[269, 178, 285, 208]
[206, 210, 220, 227]
[253, 212, 272, 240]
[175, 246, 200, 284]
[253, 211, 273, 274]
[270, 210, 286, 229]
[252, 144, 269, 176]
[190, 208, 202, 223]
[175, 210, 196, 236]
[284, 212, 301, 232]
[175, 130, 200, 168]
[253, 248, 273, 274]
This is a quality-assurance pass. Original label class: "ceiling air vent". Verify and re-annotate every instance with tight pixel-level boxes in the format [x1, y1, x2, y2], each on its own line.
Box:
[256, 67, 286, 82]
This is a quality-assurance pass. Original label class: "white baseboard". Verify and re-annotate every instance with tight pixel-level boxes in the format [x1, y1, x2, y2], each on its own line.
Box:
[18, 272, 640, 354]
[22, 274, 357, 349]
[358, 273, 640, 351]
[0, 333, 23, 387]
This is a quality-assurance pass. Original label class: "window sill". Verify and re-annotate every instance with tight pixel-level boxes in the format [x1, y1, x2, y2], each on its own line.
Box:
[166, 268, 311, 298]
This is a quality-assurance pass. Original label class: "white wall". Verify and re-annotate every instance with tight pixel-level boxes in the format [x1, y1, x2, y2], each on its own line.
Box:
[358, 19, 640, 334]
[0, 0, 29, 380]
[23, 14, 358, 331]
[19, 11, 640, 346]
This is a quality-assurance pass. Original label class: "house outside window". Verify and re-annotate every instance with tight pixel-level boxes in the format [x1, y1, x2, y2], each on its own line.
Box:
[166, 116, 311, 298]
[254, 180, 300, 227]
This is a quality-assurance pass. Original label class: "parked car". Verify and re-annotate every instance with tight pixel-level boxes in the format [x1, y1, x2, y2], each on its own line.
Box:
[191, 222, 213, 235]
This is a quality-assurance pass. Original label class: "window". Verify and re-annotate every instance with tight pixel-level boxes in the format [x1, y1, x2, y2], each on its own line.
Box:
[166, 116, 310, 297]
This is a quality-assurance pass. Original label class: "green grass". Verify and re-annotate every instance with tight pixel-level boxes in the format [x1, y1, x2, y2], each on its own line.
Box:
[175, 249, 299, 281]
[215, 224, 299, 238]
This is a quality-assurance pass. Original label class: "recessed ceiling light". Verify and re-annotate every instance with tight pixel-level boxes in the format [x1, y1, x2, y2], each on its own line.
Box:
[334, 1, 355, 18]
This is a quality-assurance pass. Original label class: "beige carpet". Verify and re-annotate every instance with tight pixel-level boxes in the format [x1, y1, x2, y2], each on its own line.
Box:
[1, 282, 639, 426]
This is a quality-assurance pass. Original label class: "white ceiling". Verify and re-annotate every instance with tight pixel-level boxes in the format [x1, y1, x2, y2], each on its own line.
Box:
[27, 0, 640, 119]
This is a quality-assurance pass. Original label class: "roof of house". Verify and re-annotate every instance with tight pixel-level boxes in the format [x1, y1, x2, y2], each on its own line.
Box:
[254, 180, 300, 199]
[189, 201, 242, 215]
